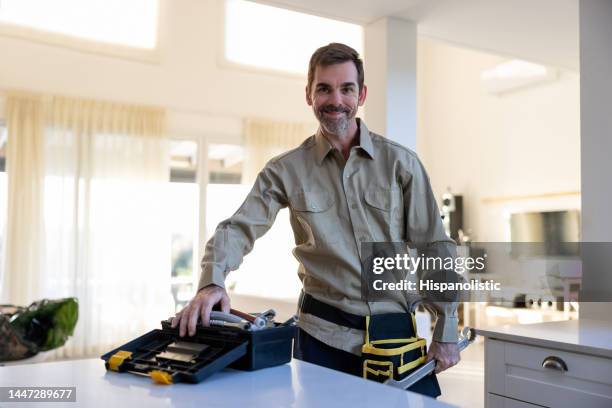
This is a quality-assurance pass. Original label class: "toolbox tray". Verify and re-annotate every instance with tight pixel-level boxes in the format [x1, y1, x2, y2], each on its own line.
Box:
[101, 319, 295, 384]
[160, 319, 295, 371]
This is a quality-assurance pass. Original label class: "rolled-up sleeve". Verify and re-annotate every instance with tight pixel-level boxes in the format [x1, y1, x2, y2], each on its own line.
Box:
[198, 161, 287, 291]
[401, 154, 459, 343]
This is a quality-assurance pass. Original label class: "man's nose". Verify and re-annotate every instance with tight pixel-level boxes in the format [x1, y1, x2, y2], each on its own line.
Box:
[329, 89, 343, 105]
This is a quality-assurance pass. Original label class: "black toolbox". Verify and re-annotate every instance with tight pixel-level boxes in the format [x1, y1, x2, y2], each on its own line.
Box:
[100, 319, 296, 384]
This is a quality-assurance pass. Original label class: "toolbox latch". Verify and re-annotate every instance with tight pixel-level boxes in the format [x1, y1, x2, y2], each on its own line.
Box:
[150, 370, 173, 385]
[108, 350, 132, 371]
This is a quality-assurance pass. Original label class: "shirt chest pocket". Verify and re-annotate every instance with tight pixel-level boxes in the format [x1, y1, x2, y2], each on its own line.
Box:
[289, 191, 339, 245]
[364, 187, 404, 241]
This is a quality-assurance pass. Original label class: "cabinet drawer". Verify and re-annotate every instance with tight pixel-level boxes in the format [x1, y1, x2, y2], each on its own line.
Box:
[487, 393, 541, 408]
[486, 339, 612, 408]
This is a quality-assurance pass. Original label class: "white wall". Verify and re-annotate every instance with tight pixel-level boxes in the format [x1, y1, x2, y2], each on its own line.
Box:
[417, 38, 580, 242]
[579, 0, 612, 322]
[0, 0, 314, 136]
[364, 17, 417, 149]
[0, 1, 583, 244]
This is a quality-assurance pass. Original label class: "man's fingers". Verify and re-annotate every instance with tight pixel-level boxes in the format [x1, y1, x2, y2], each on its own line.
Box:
[200, 299, 212, 327]
[435, 359, 456, 373]
[171, 311, 182, 328]
[433, 354, 460, 374]
[173, 286, 230, 336]
[434, 360, 448, 374]
[431, 356, 443, 374]
[426, 351, 435, 363]
[427, 341, 461, 374]
[187, 302, 201, 336]
[179, 307, 190, 337]
[434, 357, 449, 374]
[219, 294, 231, 314]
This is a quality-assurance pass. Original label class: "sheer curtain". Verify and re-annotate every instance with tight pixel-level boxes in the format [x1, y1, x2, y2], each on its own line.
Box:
[242, 118, 316, 184]
[3, 94, 46, 304]
[3, 93, 174, 358]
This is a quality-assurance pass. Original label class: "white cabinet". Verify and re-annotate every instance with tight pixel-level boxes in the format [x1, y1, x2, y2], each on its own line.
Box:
[478, 320, 612, 408]
[487, 394, 540, 408]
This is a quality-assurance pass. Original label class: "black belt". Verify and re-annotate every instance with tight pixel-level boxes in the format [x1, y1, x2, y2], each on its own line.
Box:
[299, 292, 366, 331]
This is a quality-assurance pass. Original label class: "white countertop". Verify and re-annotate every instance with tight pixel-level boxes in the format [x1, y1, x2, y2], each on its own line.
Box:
[0, 358, 456, 408]
[476, 319, 612, 358]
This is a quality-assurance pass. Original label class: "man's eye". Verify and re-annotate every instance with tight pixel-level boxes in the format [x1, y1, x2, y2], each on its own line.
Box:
[342, 87, 355, 94]
[317, 87, 330, 93]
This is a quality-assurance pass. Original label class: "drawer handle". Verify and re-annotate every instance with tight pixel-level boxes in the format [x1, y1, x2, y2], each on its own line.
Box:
[541, 356, 568, 372]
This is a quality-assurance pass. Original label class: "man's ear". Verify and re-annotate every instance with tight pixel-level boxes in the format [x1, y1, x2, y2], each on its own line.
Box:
[358, 84, 367, 106]
[305, 86, 313, 106]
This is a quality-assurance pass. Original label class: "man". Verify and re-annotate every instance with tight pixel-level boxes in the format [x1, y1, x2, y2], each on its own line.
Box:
[172, 43, 459, 398]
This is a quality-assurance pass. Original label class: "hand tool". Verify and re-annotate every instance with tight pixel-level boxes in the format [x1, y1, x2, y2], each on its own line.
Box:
[258, 309, 276, 321]
[257, 309, 277, 327]
[209, 319, 252, 330]
[230, 308, 267, 329]
[210, 311, 246, 324]
[384, 326, 477, 390]
[210, 311, 266, 330]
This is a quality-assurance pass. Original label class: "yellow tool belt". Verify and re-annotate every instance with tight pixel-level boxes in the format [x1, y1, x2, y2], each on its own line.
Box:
[361, 313, 427, 383]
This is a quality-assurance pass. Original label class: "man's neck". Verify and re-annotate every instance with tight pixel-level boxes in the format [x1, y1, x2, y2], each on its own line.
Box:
[321, 119, 359, 161]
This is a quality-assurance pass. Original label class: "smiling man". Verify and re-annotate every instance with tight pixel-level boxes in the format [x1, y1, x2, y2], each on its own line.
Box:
[172, 43, 459, 398]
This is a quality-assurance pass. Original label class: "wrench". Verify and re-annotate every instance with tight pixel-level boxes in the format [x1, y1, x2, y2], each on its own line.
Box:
[384, 326, 477, 390]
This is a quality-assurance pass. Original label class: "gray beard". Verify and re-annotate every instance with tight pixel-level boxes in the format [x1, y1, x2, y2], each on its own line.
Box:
[314, 106, 356, 136]
[320, 114, 349, 135]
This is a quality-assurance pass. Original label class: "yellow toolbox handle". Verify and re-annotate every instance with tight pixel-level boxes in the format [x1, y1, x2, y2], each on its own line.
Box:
[108, 350, 132, 372]
[150, 370, 173, 385]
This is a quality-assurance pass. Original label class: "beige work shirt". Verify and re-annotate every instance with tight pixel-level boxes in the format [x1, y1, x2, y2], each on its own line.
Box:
[199, 118, 459, 355]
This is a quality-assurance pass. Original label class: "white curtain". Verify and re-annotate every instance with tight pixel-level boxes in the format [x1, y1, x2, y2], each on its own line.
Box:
[3, 95, 46, 304]
[242, 118, 316, 184]
[2, 93, 174, 358]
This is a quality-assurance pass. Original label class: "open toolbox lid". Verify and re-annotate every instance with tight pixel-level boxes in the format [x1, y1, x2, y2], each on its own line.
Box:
[101, 326, 249, 385]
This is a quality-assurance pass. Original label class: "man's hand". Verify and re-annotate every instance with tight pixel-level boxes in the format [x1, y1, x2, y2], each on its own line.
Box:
[426, 341, 460, 374]
[170, 285, 231, 337]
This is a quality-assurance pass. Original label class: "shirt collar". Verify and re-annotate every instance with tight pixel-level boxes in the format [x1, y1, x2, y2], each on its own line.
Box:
[314, 118, 375, 165]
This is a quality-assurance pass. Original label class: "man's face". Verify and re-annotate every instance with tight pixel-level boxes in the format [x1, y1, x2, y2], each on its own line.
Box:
[306, 61, 367, 135]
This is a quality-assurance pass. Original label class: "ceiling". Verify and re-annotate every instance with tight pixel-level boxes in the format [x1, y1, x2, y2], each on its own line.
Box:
[254, 0, 579, 71]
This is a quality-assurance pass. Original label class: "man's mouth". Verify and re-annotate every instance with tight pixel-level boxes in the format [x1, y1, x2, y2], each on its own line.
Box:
[320, 106, 349, 119]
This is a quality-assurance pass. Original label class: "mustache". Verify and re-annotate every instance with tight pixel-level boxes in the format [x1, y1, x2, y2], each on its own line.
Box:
[320, 105, 350, 114]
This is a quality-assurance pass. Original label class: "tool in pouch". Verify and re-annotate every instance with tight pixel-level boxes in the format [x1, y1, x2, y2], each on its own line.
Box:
[384, 326, 477, 390]
[361, 312, 429, 384]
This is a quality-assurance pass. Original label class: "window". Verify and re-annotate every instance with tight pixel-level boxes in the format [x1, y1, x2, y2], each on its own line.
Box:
[168, 139, 302, 308]
[0, 0, 159, 49]
[206, 142, 301, 301]
[169, 140, 199, 311]
[208, 144, 243, 184]
[225, 0, 363, 75]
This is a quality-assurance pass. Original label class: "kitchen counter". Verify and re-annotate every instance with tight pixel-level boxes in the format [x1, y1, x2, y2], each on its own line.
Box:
[476, 318, 612, 358]
[0, 358, 456, 407]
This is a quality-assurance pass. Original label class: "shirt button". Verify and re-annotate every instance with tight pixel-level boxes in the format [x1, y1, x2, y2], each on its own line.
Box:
[311, 204, 317, 210]
[351, 203, 358, 209]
